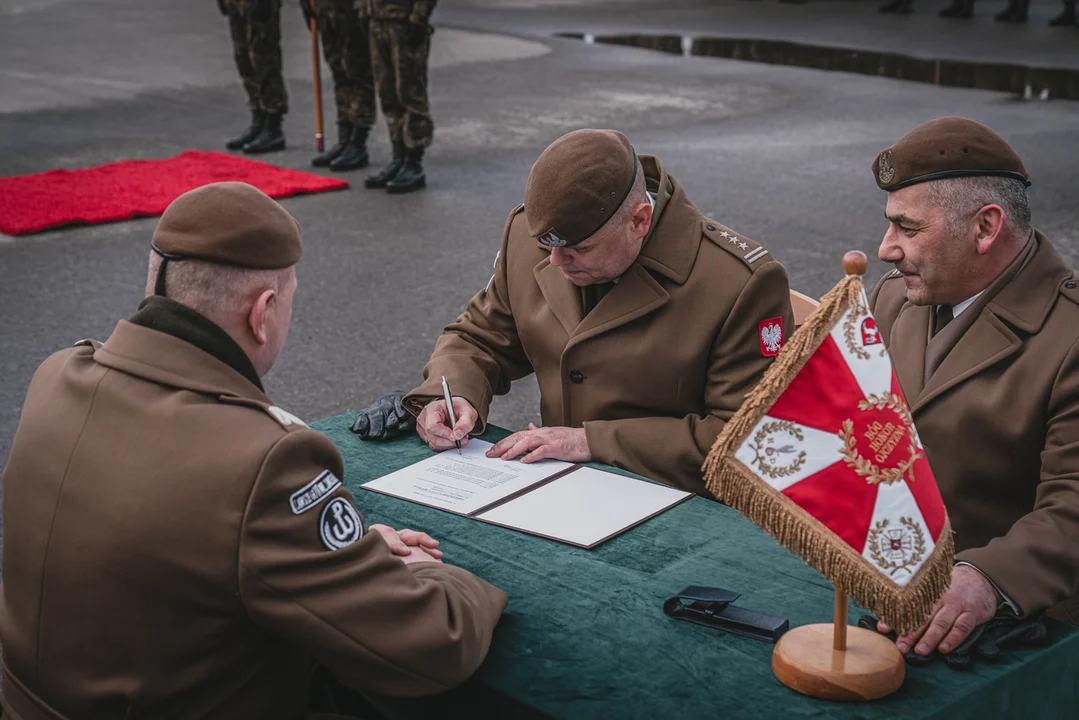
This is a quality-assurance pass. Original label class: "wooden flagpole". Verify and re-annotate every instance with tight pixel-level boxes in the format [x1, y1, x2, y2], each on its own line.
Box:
[833, 588, 848, 652]
[309, 2, 324, 152]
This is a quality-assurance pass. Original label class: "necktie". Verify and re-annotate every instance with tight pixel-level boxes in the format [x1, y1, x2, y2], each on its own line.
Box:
[934, 304, 954, 338]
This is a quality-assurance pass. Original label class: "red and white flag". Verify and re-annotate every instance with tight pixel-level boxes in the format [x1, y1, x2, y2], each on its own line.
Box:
[704, 272, 953, 634]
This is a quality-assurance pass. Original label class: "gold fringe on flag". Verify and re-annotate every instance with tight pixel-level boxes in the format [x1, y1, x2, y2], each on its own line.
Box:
[702, 273, 954, 636]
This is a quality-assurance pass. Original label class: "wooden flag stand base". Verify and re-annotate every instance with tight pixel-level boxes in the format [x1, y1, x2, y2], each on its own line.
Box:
[772, 589, 905, 701]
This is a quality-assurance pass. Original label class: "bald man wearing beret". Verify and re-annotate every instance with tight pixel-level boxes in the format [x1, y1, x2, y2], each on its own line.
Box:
[0, 182, 507, 719]
[867, 117, 1079, 661]
[388, 129, 794, 495]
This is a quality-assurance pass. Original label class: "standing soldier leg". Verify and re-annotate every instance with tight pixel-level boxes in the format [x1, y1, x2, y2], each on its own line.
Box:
[364, 20, 408, 188]
[329, 0, 375, 171]
[243, 0, 289, 154]
[385, 20, 433, 194]
[224, 0, 267, 150]
[312, 0, 352, 167]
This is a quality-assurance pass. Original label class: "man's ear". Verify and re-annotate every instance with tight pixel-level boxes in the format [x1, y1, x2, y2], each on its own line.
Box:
[248, 289, 277, 346]
[631, 201, 653, 237]
[973, 204, 1007, 256]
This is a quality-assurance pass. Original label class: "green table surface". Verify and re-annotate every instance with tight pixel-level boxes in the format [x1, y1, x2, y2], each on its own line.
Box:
[315, 414, 1079, 720]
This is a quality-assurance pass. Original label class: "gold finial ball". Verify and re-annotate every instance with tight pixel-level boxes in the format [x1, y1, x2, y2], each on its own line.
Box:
[843, 251, 869, 277]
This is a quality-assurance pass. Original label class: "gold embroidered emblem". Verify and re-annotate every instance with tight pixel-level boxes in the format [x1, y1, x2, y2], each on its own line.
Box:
[749, 421, 807, 479]
[867, 517, 926, 577]
[838, 393, 922, 485]
[537, 230, 567, 248]
[878, 151, 895, 185]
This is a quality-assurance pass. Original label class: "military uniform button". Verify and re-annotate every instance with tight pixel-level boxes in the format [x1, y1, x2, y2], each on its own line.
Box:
[569, 370, 585, 384]
[1066, 281, 1077, 289]
[706, 224, 717, 231]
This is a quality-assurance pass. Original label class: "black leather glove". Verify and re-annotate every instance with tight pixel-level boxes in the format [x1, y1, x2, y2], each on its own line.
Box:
[858, 611, 1049, 670]
[349, 391, 416, 441]
[407, 22, 432, 49]
[298, 0, 315, 26]
[216, 0, 228, 15]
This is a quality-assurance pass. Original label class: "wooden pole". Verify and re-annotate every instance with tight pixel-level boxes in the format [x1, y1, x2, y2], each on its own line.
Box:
[309, 5, 324, 152]
[833, 587, 848, 652]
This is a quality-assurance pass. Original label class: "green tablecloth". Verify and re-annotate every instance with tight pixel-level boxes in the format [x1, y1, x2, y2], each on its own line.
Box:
[314, 413, 1079, 720]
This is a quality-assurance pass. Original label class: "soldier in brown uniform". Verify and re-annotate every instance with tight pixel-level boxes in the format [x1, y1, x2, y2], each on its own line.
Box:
[220, 0, 289, 154]
[300, 0, 377, 170]
[359, 0, 438, 193]
[866, 118, 1079, 662]
[0, 183, 507, 719]
[365, 130, 795, 495]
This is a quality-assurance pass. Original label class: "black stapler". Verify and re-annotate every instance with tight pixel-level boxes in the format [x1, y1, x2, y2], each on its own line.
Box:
[663, 586, 789, 643]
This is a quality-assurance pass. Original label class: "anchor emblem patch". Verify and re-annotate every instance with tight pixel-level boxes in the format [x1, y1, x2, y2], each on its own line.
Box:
[320, 497, 364, 551]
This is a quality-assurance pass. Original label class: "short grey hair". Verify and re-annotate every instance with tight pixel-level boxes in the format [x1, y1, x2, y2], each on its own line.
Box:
[926, 175, 1032, 237]
[146, 253, 290, 328]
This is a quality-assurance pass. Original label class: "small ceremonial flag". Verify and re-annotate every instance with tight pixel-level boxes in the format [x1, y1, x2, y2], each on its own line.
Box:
[703, 257, 953, 635]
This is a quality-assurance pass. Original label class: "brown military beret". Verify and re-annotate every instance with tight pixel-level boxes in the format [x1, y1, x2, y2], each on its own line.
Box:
[523, 129, 639, 247]
[151, 182, 302, 269]
[873, 116, 1030, 192]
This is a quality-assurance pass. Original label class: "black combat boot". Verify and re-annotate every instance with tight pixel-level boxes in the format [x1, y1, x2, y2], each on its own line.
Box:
[243, 113, 285, 154]
[879, 0, 914, 12]
[313, 121, 352, 167]
[330, 126, 371, 172]
[939, 0, 975, 17]
[385, 147, 426, 194]
[364, 141, 406, 188]
[994, 0, 1028, 21]
[1049, 1, 1077, 25]
[226, 111, 264, 150]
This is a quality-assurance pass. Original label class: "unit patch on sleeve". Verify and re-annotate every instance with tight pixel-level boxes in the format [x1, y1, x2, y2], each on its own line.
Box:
[320, 497, 364, 550]
[759, 318, 785, 357]
[290, 470, 342, 515]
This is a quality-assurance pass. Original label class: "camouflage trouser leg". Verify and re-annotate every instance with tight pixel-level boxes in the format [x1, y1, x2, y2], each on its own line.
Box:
[369, 20, 433, 149]
[318, 0, 376, 130]
[225, 0, 288, 115]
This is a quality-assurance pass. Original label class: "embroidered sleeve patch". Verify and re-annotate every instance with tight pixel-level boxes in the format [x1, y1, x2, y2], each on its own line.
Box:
[321, 498, 364, 550]
[759, 318, 784, 357]
[290, 470, 342, 515]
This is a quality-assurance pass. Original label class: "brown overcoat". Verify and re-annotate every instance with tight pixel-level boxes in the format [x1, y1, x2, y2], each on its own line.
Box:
[871, 231, 1079, 621]
[405, 156, 795, 495]
[0, 319, 507, 719]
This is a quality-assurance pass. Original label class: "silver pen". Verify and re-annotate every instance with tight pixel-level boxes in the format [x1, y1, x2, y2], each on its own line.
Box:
[440, 375, 462, 454]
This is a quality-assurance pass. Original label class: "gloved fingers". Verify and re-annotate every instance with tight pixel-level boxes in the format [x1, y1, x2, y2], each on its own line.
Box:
[904, 650, 934, 667]
[368, 409, 387, 438]
[974, 634, 1001, 661]
[942, 650, 972, 671]
[349, 413, 370, 436]
[393, 393, 408, 419]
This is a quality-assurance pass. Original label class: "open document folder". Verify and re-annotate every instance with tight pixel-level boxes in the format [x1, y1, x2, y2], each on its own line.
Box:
[362, 439, 693, 549]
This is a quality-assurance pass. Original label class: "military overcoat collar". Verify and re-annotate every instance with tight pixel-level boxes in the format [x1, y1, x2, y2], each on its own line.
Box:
[94, 320, 271, 404]
[890, 231, 1071, 413]
[532, 155, 700, 345]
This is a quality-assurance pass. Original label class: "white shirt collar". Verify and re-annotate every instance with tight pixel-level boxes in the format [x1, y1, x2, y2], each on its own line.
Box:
[948, 291, 985, 318]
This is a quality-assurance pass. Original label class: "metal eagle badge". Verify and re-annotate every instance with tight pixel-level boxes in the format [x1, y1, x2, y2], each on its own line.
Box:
[878, 151, 895, 185]
[538, 230, 567, 248]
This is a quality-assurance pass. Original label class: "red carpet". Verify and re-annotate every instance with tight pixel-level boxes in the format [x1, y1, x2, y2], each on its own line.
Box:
[0, 151, 350, 236]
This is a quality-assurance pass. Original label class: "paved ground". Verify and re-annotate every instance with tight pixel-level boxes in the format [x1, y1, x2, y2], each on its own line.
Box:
[2, 0, 1078, 472]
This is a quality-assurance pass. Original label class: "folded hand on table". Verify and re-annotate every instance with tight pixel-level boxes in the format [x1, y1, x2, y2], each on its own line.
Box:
[487, 423, 592, 464]
[368, 524, 443, 564]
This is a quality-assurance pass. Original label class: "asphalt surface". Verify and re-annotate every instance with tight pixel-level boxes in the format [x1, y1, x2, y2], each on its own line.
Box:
[2, 0, 1078, 473]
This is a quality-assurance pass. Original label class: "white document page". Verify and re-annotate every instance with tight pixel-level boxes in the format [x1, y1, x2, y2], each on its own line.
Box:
[361, 439, 573, 516]
[475, 466, 693, 548]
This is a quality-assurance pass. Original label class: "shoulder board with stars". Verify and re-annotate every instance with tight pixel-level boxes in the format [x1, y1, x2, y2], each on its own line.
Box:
[701, 220, 771, 269]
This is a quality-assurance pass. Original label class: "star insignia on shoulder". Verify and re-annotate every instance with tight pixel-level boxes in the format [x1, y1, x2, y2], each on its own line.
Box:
[719, 231, 730, 238]
[738, 241, 749, 250]
[727, 237, 739, 244]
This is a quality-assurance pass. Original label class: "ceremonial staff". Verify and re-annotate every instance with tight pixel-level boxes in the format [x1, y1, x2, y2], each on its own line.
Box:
[307, 0, 324, 152]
